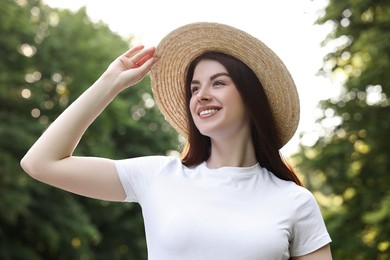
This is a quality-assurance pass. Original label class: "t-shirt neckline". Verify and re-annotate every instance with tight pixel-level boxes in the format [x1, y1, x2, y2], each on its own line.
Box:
[199, 161, 262, 177]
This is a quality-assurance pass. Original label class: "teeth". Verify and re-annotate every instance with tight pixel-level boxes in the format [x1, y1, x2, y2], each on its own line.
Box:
[199, 109, 218, 116]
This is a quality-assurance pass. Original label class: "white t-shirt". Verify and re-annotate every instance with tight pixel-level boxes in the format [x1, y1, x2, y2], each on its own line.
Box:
[115, 155, 331, 260]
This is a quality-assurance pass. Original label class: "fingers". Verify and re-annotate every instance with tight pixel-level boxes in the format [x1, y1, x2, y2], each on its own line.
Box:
[116, 57, 154, 89]
[130, 46, 156, 66]
[122, 45, 145, 58]
[130, 57, 156, 82]
[122, 45, 155, 62]
[119, 45, 156, 71]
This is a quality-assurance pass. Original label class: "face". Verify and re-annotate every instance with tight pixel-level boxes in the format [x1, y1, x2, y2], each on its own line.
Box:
[189, 59, 250, 139]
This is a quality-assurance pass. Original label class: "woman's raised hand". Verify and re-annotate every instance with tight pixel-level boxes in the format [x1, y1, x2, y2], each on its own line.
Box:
[100, 45, 157, 92]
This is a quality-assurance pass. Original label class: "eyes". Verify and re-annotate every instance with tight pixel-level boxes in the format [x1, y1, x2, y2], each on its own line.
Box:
[190, 86, 200, 95]
[190, 80, 226, 95]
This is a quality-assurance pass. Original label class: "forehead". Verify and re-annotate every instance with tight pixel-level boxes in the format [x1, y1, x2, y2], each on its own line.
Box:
[193, 59, 228, 75]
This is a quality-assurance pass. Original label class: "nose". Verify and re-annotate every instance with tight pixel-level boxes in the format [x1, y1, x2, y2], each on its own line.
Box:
[197, 87, 211, 102]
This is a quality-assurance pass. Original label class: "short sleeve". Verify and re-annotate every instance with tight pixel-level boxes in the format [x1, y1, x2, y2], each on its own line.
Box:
[289, 189, 332, 257]
[114, 156, 175, 203]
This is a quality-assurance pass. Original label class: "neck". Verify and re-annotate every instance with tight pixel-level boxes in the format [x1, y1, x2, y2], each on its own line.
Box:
[206, 135, 257, 169]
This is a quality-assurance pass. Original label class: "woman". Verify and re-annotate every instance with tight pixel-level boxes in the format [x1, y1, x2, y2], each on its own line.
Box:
[21, 22, 332, 259]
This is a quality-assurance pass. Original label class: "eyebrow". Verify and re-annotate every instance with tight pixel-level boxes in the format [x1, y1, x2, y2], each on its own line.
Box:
[191, 72, 230, 85]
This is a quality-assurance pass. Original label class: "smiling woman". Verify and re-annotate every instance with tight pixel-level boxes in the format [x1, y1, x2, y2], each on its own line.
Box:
[21, 22, 332, 259]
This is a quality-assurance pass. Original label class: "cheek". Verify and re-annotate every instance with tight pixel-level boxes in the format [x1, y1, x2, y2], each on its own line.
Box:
[189, 97, 197, 116]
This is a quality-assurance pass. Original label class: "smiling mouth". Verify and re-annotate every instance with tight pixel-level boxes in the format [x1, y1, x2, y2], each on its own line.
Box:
[199, 109, 219, 116]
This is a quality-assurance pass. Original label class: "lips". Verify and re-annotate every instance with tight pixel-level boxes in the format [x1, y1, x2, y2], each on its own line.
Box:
[199, 109, 218, 116]
[197, 106, 221, 117]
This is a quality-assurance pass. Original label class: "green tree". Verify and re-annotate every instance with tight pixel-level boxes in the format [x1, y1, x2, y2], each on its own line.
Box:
[294, 1, 390, 259]
[0, 0, 179, 259]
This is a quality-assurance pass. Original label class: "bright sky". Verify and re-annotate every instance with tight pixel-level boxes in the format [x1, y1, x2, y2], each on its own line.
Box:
[44, 0, 339, 156]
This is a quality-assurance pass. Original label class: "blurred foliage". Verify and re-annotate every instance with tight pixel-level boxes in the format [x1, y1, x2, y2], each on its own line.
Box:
[294, 0, 390, 259]
[0, 0, 179, 259]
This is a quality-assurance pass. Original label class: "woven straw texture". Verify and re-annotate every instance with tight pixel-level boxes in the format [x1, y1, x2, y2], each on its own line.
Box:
[150, 22, 300, 148]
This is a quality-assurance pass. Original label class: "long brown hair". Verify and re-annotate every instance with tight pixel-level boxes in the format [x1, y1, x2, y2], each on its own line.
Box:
[181, 52, 302, 186]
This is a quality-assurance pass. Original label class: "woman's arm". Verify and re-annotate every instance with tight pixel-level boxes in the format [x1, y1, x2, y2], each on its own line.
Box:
[292, 244, 332, 260]
[20, 45, 156, 201]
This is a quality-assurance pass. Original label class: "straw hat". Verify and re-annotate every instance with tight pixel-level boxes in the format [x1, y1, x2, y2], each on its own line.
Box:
[150, 22, 299, 148]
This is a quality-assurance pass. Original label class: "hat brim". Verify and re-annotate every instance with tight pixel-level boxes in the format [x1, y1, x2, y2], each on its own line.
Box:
[150, 22, 300, 148]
